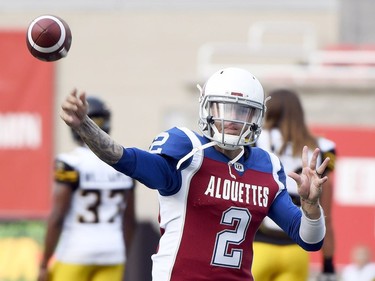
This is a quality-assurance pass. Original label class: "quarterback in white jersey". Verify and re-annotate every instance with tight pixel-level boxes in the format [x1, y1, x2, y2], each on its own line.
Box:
[38, 97, 136, 281]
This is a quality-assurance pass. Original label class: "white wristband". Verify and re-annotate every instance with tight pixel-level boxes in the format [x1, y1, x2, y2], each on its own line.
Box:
[299, 205, 326, 244]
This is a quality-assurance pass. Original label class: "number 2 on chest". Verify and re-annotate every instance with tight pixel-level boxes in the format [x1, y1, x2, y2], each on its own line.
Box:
[211, 207, 251, 268]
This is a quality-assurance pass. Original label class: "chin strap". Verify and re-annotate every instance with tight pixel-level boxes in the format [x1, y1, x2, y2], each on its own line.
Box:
[176, 141, 216, 170]
[227, 146, 244, 179]
[176, 141, 245, 180]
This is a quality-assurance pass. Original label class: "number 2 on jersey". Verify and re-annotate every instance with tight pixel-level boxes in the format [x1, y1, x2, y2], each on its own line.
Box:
[211, 207, 251, 268]
[149, 132, 169, 154]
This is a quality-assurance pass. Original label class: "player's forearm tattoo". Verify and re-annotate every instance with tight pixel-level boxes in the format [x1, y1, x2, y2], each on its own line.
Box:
[301, 200, 321, 220]
[76, 117, 123, 165]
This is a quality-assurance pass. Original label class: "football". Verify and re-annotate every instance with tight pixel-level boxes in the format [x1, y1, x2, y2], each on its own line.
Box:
[26, 15, 72, 62]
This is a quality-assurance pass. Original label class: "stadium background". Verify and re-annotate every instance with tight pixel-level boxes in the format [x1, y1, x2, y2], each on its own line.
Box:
[0, 0, 374, 280]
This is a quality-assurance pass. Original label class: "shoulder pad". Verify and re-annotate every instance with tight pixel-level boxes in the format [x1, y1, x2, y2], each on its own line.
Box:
[54, 159, 79, 185]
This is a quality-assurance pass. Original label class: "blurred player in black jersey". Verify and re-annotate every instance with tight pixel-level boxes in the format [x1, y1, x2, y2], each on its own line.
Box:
[38, 96, 136, 281]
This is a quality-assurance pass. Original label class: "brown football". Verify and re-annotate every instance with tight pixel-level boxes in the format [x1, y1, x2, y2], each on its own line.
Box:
[26, 15, 72, 62]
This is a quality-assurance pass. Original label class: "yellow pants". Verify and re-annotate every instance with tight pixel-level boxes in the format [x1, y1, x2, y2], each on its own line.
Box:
[252, 242, 309, 281]
[49, 261, 124, 281]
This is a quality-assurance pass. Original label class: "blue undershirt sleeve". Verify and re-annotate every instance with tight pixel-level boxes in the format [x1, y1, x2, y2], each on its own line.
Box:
[111, 147, 182, 196]
[268, 189, 323, 251]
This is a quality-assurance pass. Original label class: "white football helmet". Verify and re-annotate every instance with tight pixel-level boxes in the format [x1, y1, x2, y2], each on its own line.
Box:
[198, 67, 265, 150]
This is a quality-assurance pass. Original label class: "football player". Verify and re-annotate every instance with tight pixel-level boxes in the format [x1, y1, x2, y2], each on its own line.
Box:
[60, 67, 329, 281]
[38, 97, 136, 281]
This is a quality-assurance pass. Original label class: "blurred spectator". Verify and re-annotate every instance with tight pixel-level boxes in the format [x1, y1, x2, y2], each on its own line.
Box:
[340, 245, 375, 281]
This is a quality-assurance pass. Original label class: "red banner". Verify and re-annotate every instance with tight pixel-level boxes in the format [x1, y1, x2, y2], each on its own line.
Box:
[0, 31, 54, 218]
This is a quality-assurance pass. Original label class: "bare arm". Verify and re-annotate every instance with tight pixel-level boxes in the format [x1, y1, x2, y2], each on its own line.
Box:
[60, 89, 123, 165]
[77, 116, 123, 164]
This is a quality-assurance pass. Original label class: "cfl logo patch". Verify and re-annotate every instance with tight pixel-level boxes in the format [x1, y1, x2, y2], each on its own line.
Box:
[234, 163, 244, 172]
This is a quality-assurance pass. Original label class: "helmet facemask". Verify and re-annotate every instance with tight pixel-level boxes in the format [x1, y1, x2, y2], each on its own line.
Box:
[199, 93, 263, 149]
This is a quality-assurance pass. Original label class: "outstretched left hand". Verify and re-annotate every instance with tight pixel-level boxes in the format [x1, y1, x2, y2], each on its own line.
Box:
[289, 146, 330, 205]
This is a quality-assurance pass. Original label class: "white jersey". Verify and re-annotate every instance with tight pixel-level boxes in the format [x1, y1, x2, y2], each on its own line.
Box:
[256, 128, 336, 234]
[54, 146, 134, 264]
